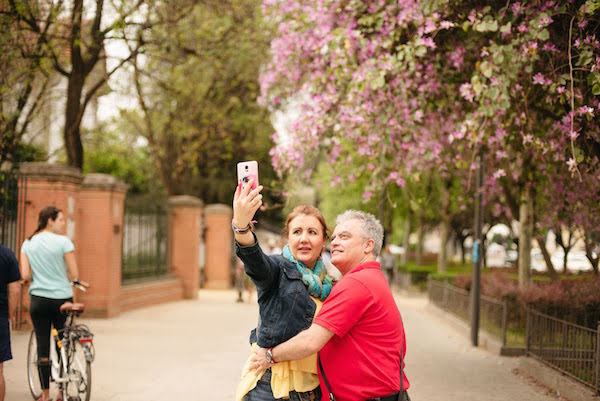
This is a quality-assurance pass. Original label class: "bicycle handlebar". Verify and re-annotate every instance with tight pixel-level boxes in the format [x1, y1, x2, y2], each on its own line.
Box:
[72, 279, 90, 292]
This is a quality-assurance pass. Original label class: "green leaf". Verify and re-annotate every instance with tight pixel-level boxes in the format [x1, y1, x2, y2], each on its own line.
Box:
[415, 45, 427, 57]
[538, 29, 549, 41]
[486, 20, 498, 32]
[593, 83, 600, 96]
[371, 74, 385, 89]
[500, 22, 512, 33]
[474, 22, 486, 32]
[582, 0, 600, 14]
[480, 61, 493, 78]
[493, 52, 505, 64]
[462, 21, 470, 31]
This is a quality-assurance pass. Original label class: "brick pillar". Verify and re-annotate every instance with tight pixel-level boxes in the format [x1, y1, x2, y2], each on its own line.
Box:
[19, 163, 83, 246]
[77, 174, 127, 317]
[17, 163, 83, 328]
[203, 204, 233, 289]
[168, 196, 203, 299]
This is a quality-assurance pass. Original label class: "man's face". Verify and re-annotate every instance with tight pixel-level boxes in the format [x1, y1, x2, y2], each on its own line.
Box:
[330, 219, 372, 275]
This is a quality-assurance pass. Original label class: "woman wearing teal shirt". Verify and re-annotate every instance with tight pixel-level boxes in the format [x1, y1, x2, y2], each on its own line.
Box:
[21, 206, 80, 401]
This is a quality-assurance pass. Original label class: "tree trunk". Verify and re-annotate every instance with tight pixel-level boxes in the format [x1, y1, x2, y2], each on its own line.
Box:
[64, 72, 85, 169]
[64, 0, 85, 169]
[437, 182, 451, 273]
[518, 186, 533, 288]
[536, 234, 559, 281]
[583, 231, 599, 276]
[416, 215, 424, 266]
[401, 215, 410, 265]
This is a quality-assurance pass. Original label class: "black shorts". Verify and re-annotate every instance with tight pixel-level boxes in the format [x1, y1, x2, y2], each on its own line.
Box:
[0, 318, 12, 362]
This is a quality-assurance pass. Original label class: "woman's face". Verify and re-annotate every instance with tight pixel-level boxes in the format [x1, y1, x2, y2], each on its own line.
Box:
[47, 212, 66, 234]
[287, 214, 326, 269]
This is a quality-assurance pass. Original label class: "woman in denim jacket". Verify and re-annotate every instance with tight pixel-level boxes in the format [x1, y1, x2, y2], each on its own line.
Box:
[233, 180, 335, 401]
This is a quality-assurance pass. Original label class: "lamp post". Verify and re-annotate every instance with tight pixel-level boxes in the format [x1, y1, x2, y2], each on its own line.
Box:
[470, 148, 483, 346]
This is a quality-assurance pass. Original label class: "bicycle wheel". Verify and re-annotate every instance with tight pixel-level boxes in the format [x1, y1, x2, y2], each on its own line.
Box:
[61, 340, 92, 401]
[27, 330, 42, 400]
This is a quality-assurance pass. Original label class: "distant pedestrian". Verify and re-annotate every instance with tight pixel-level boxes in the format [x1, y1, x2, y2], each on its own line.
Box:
[0, 244, 21, 401]
[381, 243, 398, 286]
[235, 258, 245, 303]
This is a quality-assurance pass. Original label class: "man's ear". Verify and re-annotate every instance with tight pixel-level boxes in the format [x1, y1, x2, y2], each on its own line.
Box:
[363, 238, 375, 254]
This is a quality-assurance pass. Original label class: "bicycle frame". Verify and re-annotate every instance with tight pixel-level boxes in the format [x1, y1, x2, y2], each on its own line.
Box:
[28, 312, 94, 401]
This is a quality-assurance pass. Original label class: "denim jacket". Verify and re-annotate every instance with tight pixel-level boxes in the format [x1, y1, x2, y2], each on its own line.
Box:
[235, 235, 316, 348]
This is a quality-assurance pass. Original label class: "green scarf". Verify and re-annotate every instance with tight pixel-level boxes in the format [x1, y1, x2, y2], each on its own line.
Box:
[282, 245, 334, 301]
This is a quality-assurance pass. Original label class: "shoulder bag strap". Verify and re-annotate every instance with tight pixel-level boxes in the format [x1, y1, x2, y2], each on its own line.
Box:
[398, 347, 404, 401]
[318, 354, 336, 401]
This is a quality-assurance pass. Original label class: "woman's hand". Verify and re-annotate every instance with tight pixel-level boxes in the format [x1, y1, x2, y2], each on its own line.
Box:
[249, 347, 271, 377]
[232, 179, 263, 229]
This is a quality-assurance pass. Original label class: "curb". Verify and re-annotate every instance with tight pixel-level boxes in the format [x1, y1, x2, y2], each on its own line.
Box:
[517, 357, 598, 401]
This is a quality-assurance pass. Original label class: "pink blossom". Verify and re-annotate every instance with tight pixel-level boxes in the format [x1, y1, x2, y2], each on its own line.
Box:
[578, 106, 595, 117]
[420, 37, 436, 49]
[362, 191, 373, 200]
[493, 169, 506, 179]
[533, 73, 550, 85]
[395, 178, 406, 187]
[459, 83, 475, 102]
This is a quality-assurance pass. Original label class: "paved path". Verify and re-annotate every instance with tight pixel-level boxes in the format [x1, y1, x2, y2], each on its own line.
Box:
[4, 290, 562, 401]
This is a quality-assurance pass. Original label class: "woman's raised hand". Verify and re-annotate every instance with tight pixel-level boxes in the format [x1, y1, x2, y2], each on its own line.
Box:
[233, 179, 263, 229]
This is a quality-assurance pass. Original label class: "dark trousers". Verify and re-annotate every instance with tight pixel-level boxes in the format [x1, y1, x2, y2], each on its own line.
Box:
[30, 295, 72, 389]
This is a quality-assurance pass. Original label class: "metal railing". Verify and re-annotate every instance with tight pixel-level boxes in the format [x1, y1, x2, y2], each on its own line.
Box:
[527, 308, 599, 393]
[428, 279, 526, 347]
[121, 198, 168, 282]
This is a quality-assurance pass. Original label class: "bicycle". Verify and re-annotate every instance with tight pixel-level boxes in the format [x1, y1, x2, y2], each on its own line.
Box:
[27, 281, 95, 401]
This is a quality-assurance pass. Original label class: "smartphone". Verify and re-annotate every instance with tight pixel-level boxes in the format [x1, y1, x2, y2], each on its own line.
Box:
[237, 161, 259, 190]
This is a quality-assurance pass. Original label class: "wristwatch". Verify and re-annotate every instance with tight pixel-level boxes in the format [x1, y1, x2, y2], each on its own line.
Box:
[265, 348, 276, 364]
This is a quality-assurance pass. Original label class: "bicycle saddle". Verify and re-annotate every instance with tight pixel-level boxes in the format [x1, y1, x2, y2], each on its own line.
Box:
[60, 302, 85, 313]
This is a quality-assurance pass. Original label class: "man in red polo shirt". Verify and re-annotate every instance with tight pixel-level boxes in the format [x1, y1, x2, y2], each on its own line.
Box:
[250, 210, 410, 401]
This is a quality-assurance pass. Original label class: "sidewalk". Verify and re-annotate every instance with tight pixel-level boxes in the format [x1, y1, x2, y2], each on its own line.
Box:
[4, 290, 565, 401]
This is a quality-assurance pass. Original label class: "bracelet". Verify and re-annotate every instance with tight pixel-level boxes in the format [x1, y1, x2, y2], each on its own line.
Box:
[266, 347, 276, 364]
[232, 220, 254, 234]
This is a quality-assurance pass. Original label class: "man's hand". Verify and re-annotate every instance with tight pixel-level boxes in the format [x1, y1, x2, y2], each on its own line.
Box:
[249, 346, 271, 377]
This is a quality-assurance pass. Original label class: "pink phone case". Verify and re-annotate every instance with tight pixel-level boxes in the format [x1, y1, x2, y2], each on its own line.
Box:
[237, 161, 259, 190]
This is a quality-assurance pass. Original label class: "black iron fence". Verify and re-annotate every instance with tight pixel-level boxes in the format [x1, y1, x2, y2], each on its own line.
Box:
[121, 196, 168, 282]
[428, 278, 526, 347]
[527, 308, 600, 393]
[429, 278, 600, 394]
[0, 171, 27, 254]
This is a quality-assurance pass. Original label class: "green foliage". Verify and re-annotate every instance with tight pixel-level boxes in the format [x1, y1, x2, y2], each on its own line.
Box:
[10, 142, 48, 165]
[129, 0, 282, 224]
[82, 126, 163, 195]
[312, 160, 379, 225]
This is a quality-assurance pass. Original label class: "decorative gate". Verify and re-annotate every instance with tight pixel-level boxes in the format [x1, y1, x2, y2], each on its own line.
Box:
[0, 171, 27, 254]
[0, 171, 28, 329]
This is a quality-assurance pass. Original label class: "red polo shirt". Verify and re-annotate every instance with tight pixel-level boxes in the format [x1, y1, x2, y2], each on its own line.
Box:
[313, 261, 409, 401]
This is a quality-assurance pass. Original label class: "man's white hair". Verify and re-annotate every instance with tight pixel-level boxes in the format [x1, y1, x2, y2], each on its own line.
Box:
[336, 210, 384, 257]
